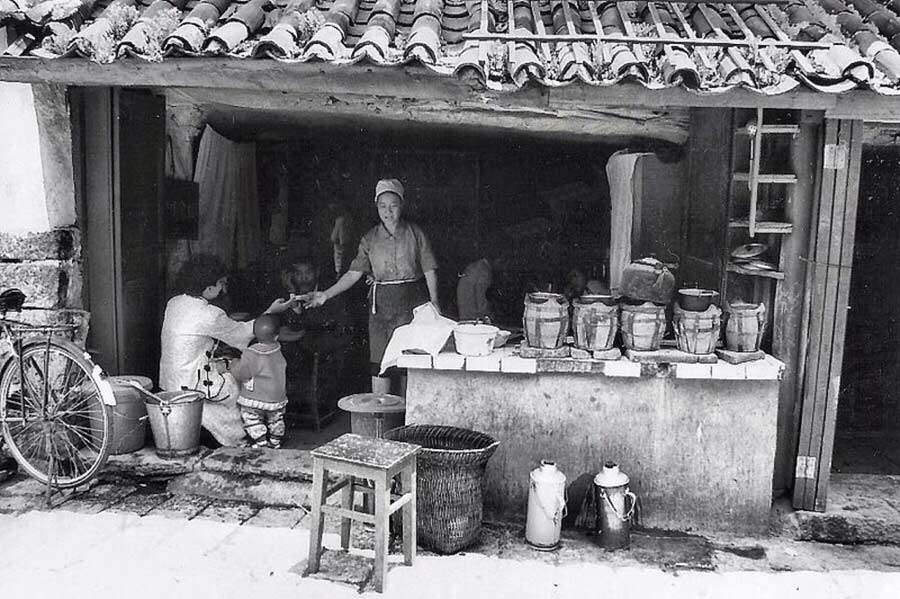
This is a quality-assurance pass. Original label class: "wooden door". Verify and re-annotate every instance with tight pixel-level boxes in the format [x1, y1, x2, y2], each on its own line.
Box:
[81, 88, 165, 380]
[115, 89, 166, 379]
[793, 119, 863, 511]
[679, 108, 732, 290]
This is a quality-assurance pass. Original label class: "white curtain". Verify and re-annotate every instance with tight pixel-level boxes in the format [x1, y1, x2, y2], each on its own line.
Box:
[606, 151, 649, 292]
[193, 125, 261, 269]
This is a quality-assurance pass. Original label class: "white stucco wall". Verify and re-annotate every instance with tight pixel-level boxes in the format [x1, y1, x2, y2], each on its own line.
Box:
[0, 82, 75, 234]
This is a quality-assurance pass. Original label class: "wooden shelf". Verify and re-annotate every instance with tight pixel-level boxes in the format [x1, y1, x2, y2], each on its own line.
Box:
[735, 124, 800, 136]
[726, 263, 785, 280]
[729, 220, 793, 234]
[733, 172, 797, 184]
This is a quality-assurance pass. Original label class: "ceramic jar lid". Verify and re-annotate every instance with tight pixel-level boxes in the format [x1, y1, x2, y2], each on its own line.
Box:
[338, 393, 406, 414]
[593, 462, 630, 488]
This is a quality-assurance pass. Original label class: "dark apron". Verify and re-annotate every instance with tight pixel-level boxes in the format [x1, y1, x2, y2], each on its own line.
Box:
[368, 279, 429, 370]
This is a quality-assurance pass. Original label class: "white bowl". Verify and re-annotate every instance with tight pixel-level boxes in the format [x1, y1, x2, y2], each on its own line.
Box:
[454, 323, 500, 356]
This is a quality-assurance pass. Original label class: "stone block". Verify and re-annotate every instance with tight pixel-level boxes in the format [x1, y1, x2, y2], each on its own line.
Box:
[0, 260, 81, 309]
[432, 352, 466, 370]
[305, 548, 373, 590]
[500, 356, 537, 374]
[107, 490, 172, 517]
[715, 349, 765, 364]
[0, 228, 80, 261]
[149, 494, 212, 519]
[244, 506, 307, 528]
[674, 363, 713, 379]
[103, 447, 207, 479]
[592, 348, 622, 360]
[788, 473, 900, 545]
[602, 360, 642, 378]
[194, 499, 260, 524]
[517, 343, 570, 359]
[168, 470, 313, 507]
[199, 447, 313, 481]
[710, 361, 747, 380]
[626, 348, 716, 364]
[465, 353, 502, 372]
[395, 353, 432, 370]
[8, 308, 90, 346]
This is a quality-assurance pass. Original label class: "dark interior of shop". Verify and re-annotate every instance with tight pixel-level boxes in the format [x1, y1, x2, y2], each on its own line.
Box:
[207, 118, 625, 440]
[833, 145, 900, 475]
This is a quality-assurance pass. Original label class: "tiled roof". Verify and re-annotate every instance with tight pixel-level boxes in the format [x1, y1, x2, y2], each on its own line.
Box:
[3, 0, 900, 95]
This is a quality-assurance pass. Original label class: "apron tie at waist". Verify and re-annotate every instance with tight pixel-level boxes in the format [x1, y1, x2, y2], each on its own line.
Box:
[370, 278, 422, 314]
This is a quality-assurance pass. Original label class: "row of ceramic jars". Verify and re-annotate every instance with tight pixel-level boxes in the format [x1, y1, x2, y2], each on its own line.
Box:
[523, 292, 766, 354]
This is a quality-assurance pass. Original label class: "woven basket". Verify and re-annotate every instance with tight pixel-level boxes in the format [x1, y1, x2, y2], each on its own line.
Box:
[384, 424, 499, 554]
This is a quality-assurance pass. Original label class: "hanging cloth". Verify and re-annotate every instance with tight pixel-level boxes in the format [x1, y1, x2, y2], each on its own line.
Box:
[193, 125, 261, 268]
[606, 152, 649, 292]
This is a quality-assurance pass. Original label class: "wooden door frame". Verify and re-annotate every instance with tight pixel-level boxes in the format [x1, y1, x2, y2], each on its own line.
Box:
[792, 118, 864, 512]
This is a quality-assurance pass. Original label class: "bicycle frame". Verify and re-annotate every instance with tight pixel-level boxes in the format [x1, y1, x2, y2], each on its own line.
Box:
[0, 318, 116, 407]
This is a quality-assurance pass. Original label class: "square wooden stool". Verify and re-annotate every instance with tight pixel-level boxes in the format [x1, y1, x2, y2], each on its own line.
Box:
[306, 433, 420, 593]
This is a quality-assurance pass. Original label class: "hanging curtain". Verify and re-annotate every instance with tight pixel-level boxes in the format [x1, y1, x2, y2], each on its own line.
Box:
[606, 151, 649, 292]
[193, 125, 261, 269]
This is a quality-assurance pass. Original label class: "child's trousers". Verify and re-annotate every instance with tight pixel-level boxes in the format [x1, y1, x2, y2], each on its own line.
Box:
[238, 397, 288, 448]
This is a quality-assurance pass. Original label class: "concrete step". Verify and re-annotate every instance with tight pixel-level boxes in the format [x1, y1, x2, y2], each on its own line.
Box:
[168, 470, 313, 508]
[198, 447, 314, 481]
[167, 447, 326, 508]
[101, 447, 210, 480]
[776, 474, 900, 545]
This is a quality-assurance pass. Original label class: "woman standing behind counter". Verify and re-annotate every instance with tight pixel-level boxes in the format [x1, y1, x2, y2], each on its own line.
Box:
[304, 178, 439, 394]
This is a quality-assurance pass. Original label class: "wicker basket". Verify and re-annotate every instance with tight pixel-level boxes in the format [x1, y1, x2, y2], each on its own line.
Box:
[384, 424, 499, 554]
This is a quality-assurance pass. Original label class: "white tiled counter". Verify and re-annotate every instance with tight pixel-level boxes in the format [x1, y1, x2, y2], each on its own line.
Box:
[398, 347, 784, 380]
[402, 348, 784, 535]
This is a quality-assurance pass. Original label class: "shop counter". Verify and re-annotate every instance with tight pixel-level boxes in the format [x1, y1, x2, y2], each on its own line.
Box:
[398, 348, 784, 534]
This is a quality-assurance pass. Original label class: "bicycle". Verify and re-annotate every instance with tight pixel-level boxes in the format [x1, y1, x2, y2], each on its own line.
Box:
[0, 288, 116, 494]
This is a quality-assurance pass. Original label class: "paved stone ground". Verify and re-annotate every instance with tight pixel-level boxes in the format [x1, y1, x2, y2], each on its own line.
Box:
[3, 447, 900, 595]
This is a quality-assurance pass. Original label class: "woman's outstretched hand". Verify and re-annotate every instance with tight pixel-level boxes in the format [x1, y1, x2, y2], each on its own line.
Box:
[265, 297, 299, 314]
[304, 291, 329, 308]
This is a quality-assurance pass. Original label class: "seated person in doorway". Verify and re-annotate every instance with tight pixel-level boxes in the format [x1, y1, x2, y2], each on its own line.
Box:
[159, 254, 297, 447]
[230, 315, 288, 449]
[279, 257, 351, 424]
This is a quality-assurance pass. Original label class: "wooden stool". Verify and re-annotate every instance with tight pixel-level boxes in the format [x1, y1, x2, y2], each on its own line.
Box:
[306, 433, 419, 593]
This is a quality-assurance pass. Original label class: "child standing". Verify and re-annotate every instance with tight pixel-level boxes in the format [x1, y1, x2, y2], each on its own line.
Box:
[230, 314, 288, 448]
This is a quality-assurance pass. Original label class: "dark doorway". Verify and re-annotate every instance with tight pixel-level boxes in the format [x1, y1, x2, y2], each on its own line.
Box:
[832, 145, 900, 474]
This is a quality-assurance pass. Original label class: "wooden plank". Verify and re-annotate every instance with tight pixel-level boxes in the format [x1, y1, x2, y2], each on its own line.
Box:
[771, 111, 820, 494]
[793, 118, 838, 510]
[726, 263, 785, 279]
[803, 119, 853, 509]
[0, 57, 854, 113]
[813, 119, 863, 510]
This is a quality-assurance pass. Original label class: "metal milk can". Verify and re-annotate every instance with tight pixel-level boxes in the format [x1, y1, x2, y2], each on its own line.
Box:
[594, 462, 637, 550]
[525, 460, 567, 550]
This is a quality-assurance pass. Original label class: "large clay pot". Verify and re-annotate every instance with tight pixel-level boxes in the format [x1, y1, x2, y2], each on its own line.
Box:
[523, 292, 569, 349]
[673, 305, 722, 355]
[572, 297, 619, 351]
[725, 302, 766, 352]
[620, 302, 667, 351]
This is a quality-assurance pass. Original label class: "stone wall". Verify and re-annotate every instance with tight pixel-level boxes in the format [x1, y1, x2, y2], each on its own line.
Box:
[0, 82, 87, 345]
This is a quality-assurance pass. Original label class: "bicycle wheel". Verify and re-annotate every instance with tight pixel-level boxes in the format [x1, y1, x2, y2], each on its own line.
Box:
[0, 339, 112, 488]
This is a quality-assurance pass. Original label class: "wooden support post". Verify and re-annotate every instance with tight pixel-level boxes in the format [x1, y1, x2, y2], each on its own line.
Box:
[793, 119, 863, 512]
[771, 110, 820, 495]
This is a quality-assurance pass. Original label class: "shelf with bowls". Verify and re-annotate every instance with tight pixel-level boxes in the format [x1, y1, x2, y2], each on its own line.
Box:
[728, 220, 793, 234]
[726, 263, 784, 280]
